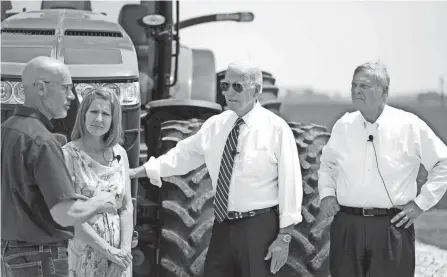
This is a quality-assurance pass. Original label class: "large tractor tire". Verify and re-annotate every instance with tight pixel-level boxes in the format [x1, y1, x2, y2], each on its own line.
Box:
[281, 122, 332, 277]
[156, 119, 214, 277]
[155, 118, 331, 277]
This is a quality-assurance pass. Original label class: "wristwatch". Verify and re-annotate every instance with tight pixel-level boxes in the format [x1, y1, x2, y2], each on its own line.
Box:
[278, 233, 292, 243]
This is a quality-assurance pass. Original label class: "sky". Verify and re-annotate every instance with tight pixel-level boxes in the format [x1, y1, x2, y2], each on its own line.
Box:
[7, 0, 447, 97]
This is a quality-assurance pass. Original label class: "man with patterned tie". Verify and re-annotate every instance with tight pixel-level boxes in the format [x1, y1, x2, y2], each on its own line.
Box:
[130, 60, 303, 277]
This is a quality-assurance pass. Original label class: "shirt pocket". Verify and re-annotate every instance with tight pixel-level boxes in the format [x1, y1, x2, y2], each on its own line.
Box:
[242, 148, 274, 176]
[379, 139, 412, 171]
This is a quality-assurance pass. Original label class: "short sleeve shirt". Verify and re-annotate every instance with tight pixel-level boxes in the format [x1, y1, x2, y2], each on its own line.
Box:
[1, 106, 80, 244]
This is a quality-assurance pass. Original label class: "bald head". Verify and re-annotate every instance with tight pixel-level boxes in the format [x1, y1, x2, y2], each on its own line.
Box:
[21, 56, 74, 119]
[22, 56, 71, 89]
[227, 60, 263, 91]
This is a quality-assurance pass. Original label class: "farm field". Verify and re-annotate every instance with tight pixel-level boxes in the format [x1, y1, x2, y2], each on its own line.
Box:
[415, 210, 447, 276]
[280, 101, 447, 143]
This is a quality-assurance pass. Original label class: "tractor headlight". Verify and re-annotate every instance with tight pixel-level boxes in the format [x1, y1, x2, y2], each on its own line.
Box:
[1, 80, 140, 106]
[1, 81, 24, 104]
[14, 82, 25, 103]
[1, 82, 13, 103]
[75, 81, 140, 106]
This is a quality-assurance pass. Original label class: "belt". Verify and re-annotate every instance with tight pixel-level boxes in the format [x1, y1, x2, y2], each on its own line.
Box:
[225, 205, 278, 221]
[340, 205, 399, 217]
[1, 239, 68, 248]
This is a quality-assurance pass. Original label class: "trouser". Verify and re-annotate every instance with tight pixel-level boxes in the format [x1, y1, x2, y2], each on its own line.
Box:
[330, 211, 415, 277]
[1, 240, 69, 277]
[203, 209, 280, 277]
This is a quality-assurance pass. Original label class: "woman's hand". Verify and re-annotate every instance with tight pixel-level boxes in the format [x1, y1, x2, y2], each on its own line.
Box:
[105, 247, 132, 269]
[106, 263, 126, 277]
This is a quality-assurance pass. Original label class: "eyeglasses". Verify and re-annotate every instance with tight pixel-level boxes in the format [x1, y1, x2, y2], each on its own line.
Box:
[38, 81, 73, 93]
[220, 81, 249, 93]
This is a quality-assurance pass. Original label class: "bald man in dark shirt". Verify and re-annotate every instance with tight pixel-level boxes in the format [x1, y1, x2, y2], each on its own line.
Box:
[1, 56, 118, 277]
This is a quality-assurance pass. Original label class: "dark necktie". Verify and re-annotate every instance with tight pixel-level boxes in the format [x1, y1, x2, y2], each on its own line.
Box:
[214, 117, 245, 223]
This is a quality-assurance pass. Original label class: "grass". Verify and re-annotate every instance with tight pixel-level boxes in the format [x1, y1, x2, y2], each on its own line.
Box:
[414, 209, 447, 250]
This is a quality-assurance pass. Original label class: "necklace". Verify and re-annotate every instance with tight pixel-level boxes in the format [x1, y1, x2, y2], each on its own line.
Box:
[79, 140, 113, 165]
[102, 150, 113, 163]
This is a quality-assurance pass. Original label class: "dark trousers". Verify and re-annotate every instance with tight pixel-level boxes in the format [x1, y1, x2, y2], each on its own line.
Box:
[1, 240, 69, 277]
[330, 212, 415, 277]
[203, 210, 279, 277]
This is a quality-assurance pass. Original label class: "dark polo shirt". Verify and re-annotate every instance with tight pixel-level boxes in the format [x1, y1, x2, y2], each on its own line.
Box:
[1, 106, 79, 244]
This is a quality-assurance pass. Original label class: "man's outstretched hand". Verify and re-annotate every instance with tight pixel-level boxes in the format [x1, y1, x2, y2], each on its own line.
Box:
[128, 164, 162, 187]
[129, 166, 146, 179]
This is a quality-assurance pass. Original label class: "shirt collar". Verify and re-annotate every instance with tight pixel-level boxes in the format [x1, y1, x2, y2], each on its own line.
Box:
[13, 106, 54, 131]
[230, 101, 261, 128]
[359, 104, 390, 129]
[375, 104, 390, 126]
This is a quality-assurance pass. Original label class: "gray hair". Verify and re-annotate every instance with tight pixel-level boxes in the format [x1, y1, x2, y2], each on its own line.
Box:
[353, 61, 390, 95]
[227, 60, 263, 93]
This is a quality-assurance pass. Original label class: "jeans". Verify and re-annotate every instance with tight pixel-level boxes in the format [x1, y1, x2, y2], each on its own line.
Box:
[1, 240, 69, 277]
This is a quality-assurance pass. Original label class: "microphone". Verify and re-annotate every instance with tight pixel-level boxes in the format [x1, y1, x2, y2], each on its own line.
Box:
[112, 149, 121, 162]
[368, 135, 374, 142]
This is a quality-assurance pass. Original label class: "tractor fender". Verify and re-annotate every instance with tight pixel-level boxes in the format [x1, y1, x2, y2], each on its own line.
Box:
[146, 99, 222, 113]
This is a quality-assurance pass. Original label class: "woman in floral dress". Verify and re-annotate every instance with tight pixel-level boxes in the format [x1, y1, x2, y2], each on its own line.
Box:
[62, 88, 133, 277]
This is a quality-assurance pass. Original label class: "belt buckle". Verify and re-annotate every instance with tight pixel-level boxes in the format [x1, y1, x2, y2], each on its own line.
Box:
[362, 208, 374, 217]
[228, 212, 241, 220]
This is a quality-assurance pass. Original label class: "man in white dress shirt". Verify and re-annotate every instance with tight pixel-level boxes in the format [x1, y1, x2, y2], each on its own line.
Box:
[130, 60, 303, 277]
[319, 61, 447, 277]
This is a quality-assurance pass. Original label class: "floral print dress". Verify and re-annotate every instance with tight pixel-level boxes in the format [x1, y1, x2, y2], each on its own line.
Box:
[63, 142, 130, 277]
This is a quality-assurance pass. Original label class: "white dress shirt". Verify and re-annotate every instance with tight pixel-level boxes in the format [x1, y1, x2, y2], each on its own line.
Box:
[318, 104, 447, 211]
[143, 102, 303, 228]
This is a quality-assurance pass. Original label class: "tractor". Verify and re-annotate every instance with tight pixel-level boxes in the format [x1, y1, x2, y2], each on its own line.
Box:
[117, 1, 332, 277]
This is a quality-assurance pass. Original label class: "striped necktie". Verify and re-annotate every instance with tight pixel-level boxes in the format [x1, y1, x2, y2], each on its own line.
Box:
[214, 117, 245, 223]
